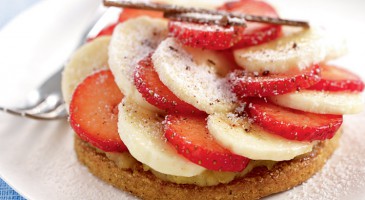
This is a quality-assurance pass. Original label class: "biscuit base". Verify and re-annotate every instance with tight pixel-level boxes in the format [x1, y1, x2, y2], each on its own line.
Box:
[75, 133, 339, 200]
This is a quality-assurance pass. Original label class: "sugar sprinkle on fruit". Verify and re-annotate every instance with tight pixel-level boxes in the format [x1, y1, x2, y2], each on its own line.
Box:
[69, 70, 127, 152]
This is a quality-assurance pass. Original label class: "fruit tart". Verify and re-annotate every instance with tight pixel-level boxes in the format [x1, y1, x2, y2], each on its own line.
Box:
[61, 0, 364, 199]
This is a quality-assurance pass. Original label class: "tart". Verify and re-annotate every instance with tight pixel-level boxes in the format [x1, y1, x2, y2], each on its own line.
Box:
[62, 0, 364, 199]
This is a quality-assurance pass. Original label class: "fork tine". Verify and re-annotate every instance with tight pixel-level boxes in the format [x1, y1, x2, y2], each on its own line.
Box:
[0, 106, 21, 117]
[17, 98, 49, 114]
[36, 102, 68, 119]
[0, 103, 68, 120]
[1, 106, 42, 120]
[39, 103, 68, 119]
[22, 94, 63, 114]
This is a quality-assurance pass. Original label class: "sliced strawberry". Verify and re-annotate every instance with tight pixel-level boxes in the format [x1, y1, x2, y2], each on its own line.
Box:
[118, 8, 163, 22]
[88, 8, 163, 42]
[230, 65, 321, 98]
[247, 98, 343, 141]
[134, 55, 204, 115]
[168, 21, 244, 50]
[220, 0, 282, 48]
[164, 114, 250, 172]
[87, 23, 118, 42]
[308, 65, 364, 92]
[69, 70, 127, 152]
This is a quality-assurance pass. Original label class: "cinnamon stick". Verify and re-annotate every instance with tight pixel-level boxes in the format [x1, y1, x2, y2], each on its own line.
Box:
[103, 0, 310, 28]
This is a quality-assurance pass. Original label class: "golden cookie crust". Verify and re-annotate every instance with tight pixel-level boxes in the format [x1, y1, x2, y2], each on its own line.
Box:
[75, 133, 339, 200]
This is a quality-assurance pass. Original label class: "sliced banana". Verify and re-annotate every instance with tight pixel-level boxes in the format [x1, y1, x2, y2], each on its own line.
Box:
[184, 46, 238, 77]
[207, 113, 314, 161]
[118, 97, 205, 177]
[108, 17, 168, 111]
[234, 27, 347, 73]
[62, 36, 110, 107]
[152, 38, 237, 114]
[270, 90, 364, 115]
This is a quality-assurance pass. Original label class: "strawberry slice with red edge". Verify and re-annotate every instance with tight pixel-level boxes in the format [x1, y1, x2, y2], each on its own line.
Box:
[69, 70, 128, 152]
[308, 65, 365, 92]
[229, 65, 321, 98]
[134, 54, 204, 115]
[168, 21, 244, 50]
[164, 114, 250, 172]
[247, 98, 343, 142]
[219, 0, 282, 48]
[88, 8, 163, 42]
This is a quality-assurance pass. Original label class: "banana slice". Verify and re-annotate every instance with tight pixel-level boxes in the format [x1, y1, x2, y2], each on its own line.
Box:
[270, 90, 364, 114]
[152, 38, 237, 114]
[108, 17, 168, 111]
[207, 113, 314, 161]
[118, 97, 205, 177]
[62, 36, 110, 106]
[234, 27, 347, 73]
[184, 46, 238, 77]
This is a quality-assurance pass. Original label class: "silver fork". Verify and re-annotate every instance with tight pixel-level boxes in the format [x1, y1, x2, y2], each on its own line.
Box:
[0, 7, 121, 120]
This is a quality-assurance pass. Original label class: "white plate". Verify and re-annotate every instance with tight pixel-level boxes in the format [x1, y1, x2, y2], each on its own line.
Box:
[0, 0, 364, 199]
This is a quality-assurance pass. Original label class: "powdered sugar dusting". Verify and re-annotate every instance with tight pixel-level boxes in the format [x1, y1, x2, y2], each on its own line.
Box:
[108, 17, 167, 110]
[0, 116, 138, 200]
[152, 37, 237, 114]
[281, 113, 365, 200]
[117, 98, 205, 177]
[234, 27, 347, 74]
[0, 100, 364, 200]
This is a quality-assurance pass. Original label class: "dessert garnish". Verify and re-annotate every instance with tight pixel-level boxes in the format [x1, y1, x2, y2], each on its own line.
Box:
[103, 0, 310, 28]
[61, 0, 365, 199]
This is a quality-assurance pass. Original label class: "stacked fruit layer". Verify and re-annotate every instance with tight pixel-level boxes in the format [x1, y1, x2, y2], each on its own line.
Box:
[63, 0, 364, 179]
